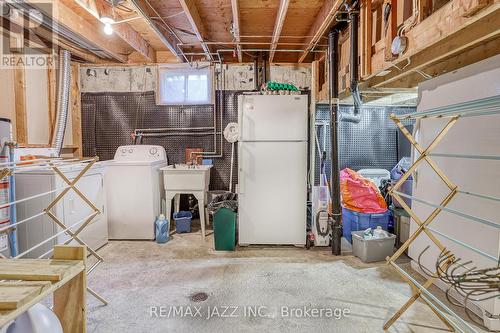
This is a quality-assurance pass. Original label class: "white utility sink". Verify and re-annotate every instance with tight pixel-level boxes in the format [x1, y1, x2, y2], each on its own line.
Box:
[161, 164, 212, 191]
[161, 164, 213, 238]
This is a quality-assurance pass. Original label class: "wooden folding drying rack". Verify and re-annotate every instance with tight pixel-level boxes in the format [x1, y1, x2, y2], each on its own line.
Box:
[0, 245, 87, 333]
[384, 95, 500, 333]
[0, 156, 107, 306]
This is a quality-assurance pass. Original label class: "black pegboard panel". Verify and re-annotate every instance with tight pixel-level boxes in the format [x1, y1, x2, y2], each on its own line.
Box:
[82, 91, 243, 190]
[314, 104, 415, 185]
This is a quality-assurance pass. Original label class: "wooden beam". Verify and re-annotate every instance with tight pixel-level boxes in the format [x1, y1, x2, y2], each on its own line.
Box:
[178, 0, 213, 61]
[383, 0, 397, 61]
[230, 0, 243, 62]
[363, 2, 500, 88]
[375, 34, 500, 89]
[298, 0, 343, 63]
[418, 0, 432, 21]
[13, 63, 27, 146]
[31, 0, 128, 62]
[462, 0, 490, 17]
[269, 0, 290, 63]
[71, 0, 155, 62]
[47, 64, 57, 144]
[360, 0, 373, 77]
[128, 0, 184, 62]
[70, 64, 83, 158]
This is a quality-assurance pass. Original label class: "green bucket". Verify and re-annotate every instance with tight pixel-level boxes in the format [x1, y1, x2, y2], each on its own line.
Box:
[213, 208, 237, 251]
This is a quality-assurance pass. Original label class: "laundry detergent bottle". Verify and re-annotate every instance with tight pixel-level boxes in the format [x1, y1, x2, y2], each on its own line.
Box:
[155, 214, 169, 244]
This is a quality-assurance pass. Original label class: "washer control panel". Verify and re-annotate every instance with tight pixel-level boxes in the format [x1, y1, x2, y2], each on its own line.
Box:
[114, 145, 167, 162]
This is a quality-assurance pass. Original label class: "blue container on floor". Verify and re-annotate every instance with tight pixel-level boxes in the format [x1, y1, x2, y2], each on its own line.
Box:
[342, 208, 391, 243]
[173, 211, 193, 233]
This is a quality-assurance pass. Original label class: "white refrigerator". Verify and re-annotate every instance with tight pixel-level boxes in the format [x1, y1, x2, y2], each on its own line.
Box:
[238, 95, 308, 245]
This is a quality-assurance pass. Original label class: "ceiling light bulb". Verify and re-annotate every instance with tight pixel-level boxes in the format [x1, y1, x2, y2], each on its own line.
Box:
[104, 22, 113, 35]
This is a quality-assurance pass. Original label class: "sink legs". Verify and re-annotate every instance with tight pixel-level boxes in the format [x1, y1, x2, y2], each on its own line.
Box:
[166, 190, 207, 238]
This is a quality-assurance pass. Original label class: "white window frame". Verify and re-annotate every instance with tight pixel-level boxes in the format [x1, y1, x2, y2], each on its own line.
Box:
[156, 64, 214, 105]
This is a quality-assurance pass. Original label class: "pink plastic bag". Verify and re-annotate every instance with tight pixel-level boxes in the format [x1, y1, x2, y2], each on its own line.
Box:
[340, 168, 387, 214]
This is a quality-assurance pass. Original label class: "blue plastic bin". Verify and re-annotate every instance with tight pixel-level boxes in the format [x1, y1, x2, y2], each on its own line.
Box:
[342, 208, 392, 243]
[173, 211, 192, 233]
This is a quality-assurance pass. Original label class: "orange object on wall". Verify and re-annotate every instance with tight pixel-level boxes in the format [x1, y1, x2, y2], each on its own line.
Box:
[185, 148, 203, 165]
[340, 168, 387, 213]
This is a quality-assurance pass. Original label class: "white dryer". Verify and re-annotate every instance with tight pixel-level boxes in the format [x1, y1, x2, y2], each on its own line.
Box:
[105, 145, 167, 240]
[16, 162, 108, 258]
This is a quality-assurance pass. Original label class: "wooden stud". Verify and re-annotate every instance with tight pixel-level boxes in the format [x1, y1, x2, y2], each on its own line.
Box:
[13, 62, 27, 147]
[383, 0, 397, 62]
[71, 64, 83, 158]
[418, 0, 432, 21]
[53, 245, 87, 333]
[360, 0, 372, 77]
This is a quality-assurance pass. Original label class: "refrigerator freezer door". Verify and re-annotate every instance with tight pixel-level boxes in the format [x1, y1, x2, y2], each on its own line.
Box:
[238, 95, 308, 142]
[238, 141, 307, 245]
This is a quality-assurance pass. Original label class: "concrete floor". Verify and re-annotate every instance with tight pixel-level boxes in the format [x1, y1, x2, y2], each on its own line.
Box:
[86, 222, 485, 333]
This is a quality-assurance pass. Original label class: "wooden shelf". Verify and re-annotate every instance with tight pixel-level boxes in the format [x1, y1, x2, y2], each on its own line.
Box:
[0, 246, 86, 332]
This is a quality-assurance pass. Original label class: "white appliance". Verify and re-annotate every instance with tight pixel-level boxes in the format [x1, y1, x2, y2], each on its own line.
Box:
[16, 162, 108, 258]
[311, 185, 330, 247]
[105, 145, 167, 240]
[409, 55, 500, 329]
[238, 95, 308, 245]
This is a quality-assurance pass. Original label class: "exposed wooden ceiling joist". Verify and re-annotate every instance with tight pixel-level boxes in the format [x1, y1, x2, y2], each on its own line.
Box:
[178, 0, 213, 61]
[71, 0, 155, 62]
[47, 0, 128, 62]
[269, 0, 290, 63]
[298, 0, 343, 63]
[230, 0, 243, 62]
[128, 0, 184, 62]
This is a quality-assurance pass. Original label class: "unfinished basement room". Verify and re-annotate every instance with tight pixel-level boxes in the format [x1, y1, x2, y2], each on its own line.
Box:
[0, 0, 499, 332]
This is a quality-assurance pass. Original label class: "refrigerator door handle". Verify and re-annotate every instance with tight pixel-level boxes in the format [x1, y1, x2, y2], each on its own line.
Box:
[239, 169, 244, 194]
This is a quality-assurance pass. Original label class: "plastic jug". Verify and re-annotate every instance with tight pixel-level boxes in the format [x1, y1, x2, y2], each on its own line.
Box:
[155, 214, 169, 244]
[373, 226, 388, 238]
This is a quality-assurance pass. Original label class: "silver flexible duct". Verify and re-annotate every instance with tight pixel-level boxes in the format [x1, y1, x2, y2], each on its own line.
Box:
[52, 49, 71, 156]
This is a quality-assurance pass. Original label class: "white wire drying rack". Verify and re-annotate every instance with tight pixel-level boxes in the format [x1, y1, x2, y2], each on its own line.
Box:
[385, 95, 500, 332]
[0, 156, 108, 305]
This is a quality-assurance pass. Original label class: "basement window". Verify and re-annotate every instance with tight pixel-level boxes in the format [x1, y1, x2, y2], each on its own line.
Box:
[157, 66, 213, 105]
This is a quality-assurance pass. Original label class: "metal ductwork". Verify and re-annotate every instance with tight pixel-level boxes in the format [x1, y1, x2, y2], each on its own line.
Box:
[341, 2, 363, 123]
[52, 49, 71, 156]
[328, 28, 342, 256]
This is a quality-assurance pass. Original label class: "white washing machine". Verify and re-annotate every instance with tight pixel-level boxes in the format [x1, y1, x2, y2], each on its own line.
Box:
[16, 162, 108, 258]
[105, 145, 167, 240]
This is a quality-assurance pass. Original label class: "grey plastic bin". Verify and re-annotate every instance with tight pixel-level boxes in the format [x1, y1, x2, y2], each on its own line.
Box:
[351, 231, 396, 263]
